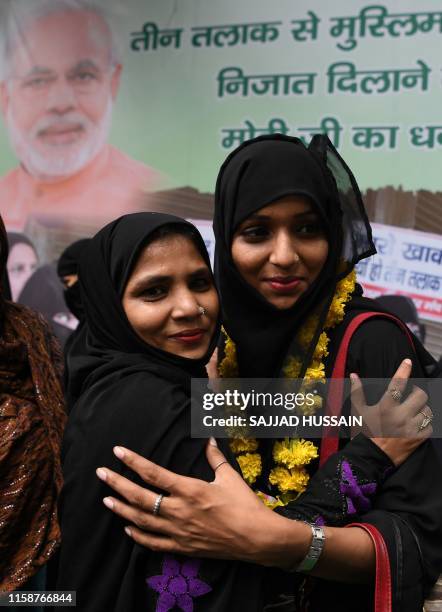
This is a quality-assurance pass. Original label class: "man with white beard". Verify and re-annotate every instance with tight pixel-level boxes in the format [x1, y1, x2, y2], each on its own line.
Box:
[0, 1, 156, 230]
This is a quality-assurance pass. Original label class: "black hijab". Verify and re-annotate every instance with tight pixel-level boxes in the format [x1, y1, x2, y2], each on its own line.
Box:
[66, 212, 219, 408]
[19, 263, 74, 349]
[214, 134, 375, 377]
[57, 213, 268, 611]
[57, 238, 91, 320]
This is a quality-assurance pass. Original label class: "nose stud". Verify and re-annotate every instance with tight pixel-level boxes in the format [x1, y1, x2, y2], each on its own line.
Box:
[198, 306, 207, 316]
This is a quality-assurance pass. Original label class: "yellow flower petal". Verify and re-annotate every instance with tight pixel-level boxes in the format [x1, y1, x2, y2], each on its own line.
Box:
[230, 437, 259, 454]
[237, 453, 262, 485]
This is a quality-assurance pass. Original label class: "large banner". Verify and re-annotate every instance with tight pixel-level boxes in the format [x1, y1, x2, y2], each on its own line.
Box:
[357, 223, 442, 323]
[0, 0, 440, 336]
[2, 1, 442, 227]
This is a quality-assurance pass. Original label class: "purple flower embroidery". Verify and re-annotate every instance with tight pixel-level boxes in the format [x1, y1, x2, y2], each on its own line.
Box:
[314, 515, 326, 527]
[339, 460, 377, 515]
[147, 555, 212, 612]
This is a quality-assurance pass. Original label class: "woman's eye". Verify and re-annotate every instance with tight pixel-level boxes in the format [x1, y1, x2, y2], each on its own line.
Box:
[241, 226, 270, 240]
[190, 276, 212, 291]
[296, 222, 323, 236]
[141, 285, 167, 300]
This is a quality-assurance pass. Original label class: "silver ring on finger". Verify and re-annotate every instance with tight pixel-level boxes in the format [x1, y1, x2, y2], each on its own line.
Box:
[152, 493, 164, 516]
[389, 387, 402, 402]
[214, 460, 228, 472]
[418, 410, 433, 432]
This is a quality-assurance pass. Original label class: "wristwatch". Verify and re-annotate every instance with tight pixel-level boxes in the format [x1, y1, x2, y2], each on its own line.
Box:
[295, 524, 325, 572]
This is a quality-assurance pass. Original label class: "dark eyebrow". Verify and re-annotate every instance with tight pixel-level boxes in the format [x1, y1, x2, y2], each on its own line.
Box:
[189, 266, 211, 277]
[131, 274, 170, 291]
[130, 266, 210, 292]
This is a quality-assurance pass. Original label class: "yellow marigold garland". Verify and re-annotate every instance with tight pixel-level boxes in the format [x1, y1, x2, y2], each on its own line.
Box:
[219, 269, 356, 507]
[268, 466, 310, 494]
[236, 453, 262, 485]
[273, 438, 318, 469]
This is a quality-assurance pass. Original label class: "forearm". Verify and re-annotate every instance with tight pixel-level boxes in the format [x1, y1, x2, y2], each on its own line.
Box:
[252, 510, 375, 584]
[312, 526, 375, 583]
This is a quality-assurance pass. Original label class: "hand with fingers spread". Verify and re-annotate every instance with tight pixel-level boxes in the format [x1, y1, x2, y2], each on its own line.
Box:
[350, 358, 432, 466]
[96, 440, 304, 568]
[96, 441, 381, 581]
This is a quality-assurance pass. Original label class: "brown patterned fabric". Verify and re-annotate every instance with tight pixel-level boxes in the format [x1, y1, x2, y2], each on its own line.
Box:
[0, 302, 66, 590]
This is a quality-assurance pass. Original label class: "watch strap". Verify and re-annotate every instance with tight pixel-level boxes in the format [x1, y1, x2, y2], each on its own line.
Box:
[296, 524, 325, 572]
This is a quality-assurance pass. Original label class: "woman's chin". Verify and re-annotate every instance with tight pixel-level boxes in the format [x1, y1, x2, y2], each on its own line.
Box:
[166, 341, 210, 360]
[264, 294, 302, 310]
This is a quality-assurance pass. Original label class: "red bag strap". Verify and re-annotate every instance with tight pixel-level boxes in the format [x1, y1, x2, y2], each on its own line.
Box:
[319, 312, 415, 466]
[346, 522, 392, 612]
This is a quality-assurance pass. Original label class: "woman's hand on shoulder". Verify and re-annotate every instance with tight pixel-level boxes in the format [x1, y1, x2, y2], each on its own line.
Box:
[95, 440, 286, 565]
[350, 358, 432, 465]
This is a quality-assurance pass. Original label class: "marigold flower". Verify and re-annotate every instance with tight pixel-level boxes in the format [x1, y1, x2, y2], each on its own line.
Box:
[273, 438, 318, 469]
[229, 437, 259, 454]
[269, 466, 309, 494]
[237, 453, 262, 485]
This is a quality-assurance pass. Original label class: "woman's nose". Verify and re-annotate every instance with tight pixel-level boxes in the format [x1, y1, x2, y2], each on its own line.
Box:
[171, 289, 201, 319]
[269, 232, 299, 268]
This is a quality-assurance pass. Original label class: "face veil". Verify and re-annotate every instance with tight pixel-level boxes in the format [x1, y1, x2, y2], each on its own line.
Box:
[213, 134, 375, 378]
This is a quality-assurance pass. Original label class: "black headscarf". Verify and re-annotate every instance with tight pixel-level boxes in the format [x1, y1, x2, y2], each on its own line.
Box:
[66, 212, 220, 409]
[18, 263, 73, 349]
[57, 239, 91, 278]
[57, 239, 91, 320]
[57, 213, 267, 611]
[214, 134, 375, 377]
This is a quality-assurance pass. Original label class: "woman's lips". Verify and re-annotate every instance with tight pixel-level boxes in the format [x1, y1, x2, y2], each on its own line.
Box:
[169, 329, 207, 344]
[264, 276, 303, 293]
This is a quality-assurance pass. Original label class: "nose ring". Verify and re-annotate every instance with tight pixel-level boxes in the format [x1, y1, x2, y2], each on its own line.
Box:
[198, 306, 207, 316]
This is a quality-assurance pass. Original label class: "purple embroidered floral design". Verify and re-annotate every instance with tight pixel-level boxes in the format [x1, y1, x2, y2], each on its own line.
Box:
[339, 460, 377, 515]
[147, 555, 212, 612]
[314, 515, 326, 527]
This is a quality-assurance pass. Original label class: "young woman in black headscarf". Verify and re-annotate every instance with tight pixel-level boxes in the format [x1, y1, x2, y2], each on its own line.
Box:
[56, 212, 279, 611]
[212, 133, 442, 610]
[96, 136, 442, 611]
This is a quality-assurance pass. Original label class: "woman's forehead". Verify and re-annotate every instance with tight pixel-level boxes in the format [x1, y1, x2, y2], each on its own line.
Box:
[128, 234, 207, 277]
[248, 195, 316, 217]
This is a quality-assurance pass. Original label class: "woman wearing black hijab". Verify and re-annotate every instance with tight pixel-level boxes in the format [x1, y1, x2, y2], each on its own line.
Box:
[97, 137, 442, 611]
[55, 212, 274, 611]
[57, 238, 91, 321]
[19, 264, 76, 349]
[213, 134, 442, 609]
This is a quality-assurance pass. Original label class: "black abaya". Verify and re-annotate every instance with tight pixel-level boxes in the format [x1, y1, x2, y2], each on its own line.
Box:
[56, 213, 268, 611]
